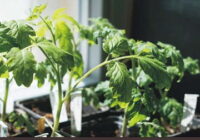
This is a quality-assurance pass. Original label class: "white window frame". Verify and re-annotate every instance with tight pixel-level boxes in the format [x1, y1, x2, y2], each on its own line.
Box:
[78, 0, 103, 85]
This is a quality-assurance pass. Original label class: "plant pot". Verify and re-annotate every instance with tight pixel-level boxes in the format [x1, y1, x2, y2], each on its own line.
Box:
[13, 110, 127, 137]
[13, 109, 200, 137]
[15, 94, 101, 121]
[59, 109, 139, 137]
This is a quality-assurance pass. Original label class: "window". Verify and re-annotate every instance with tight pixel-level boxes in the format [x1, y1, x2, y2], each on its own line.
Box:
[0, 0, 103, 112]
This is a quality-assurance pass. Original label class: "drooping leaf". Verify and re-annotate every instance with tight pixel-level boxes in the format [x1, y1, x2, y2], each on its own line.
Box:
[139, 119, 167, 137]
[103, 35, 128, 56]
[183, 57, 200, 75]
[35, 62, 47, 87]
[138, 56, 171, 89]
[0, 23, 17, 52]
[128, 112, 147, 127]
[71, 51, 83, 79]
[157, 42, 184, 77]
[106, 62, 134, 102]
[0, 56, 9, 78]
[142, 92, 158, 114]
[136, 68, 152, 87]
[8, 112, 34, 135]
[159, 97, 183, 127]
[6, 48, 36, 87]
[37, 117, 46, 134]
[4, 20, 35, 48]
[54, 20, 73, 53]
[94, 81, 114, 107]
[82, 88, 100, 108]
[133, 41, 158, 55]
[37, 41, 74, 69]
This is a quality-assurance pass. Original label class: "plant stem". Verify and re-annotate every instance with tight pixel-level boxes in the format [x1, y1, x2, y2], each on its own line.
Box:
[63, 55, 139, 102]
[66, 73, 73, 118]
[51, 98, 62, 137]
[51, 66, 63, 137]
[40, 15, 64, 137]
[2, 78, 9, 122]
[48, 54, 138, 136]
[38, 46, 58, 74]
[39, 16, 56, 45]
[121, 105, 129, 137]
[38, 46, 63, 137]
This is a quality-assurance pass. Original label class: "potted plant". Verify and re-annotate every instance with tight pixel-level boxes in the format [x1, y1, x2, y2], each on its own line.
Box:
[23, 5, 181, 137]
[0, 16, 37, 136]
[78, 19, 200, 137]
[1, 4, 199, 137]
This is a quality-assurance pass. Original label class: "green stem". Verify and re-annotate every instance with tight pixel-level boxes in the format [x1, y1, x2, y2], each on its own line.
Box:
[51, 97, 62, 137]
[39, 16, 56, 45]
[40, 15, 64, 137]
[2, 78, 9, 122]
[121, 105, 129, 137]
[38, 46, 57, 74]
[51, 65, 63, 137]
[63, 55, 139, 102]
[66, 73, 73, 118]
[38, 46, 63, 137]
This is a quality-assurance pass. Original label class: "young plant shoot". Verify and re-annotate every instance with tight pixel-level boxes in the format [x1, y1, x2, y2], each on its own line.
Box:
[0, 4, 199, 137]
[0, 18, 36, 135]
[80, 18, 200, 137]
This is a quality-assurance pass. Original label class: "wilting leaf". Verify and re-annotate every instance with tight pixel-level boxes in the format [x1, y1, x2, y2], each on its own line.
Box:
[159, 97, 183, 127]
[106, 62, 134, 102]
[7, 48, 36, 87]
[183, 57, 200, 75]
[37, 117, 46, 134]
[138, 56, 171, 89]
[4, 20, 35, 48]
[37, 41, 74, 69]
[103, 35, 128, 56]
[35, 62, 47, 87]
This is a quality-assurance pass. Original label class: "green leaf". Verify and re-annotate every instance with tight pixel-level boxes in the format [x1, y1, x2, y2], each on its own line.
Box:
[37, 41, 74, 69]
[71, 51, 83, 79]
[7, 48, 36, 87]
[128, 112, 147, 127]
[159, 97, 183, 127]
[138, 56, 171, 89]
[103, 35, 128, 56]
[54, 20, 73, 53]
[8, 112, 34, 135]
[94, 81, 114, 107]
[142, 92, 158, 113]
[183, 57, 200, 75]
[0, 56, 9, 78]
[27, 4, 47, 20]
[139, 119, 167, 137]
[0, 23, 18, 52]
[133, 41, 158, 55]
[35, 62, 47, 87]
[4, 20, 35, 48]
[136, 68, 152, 87]
[52, 8, 80, 29]
[106, 62, 134, 102]
[157, 42, 184, 77]
[82, 87, 100, 108]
